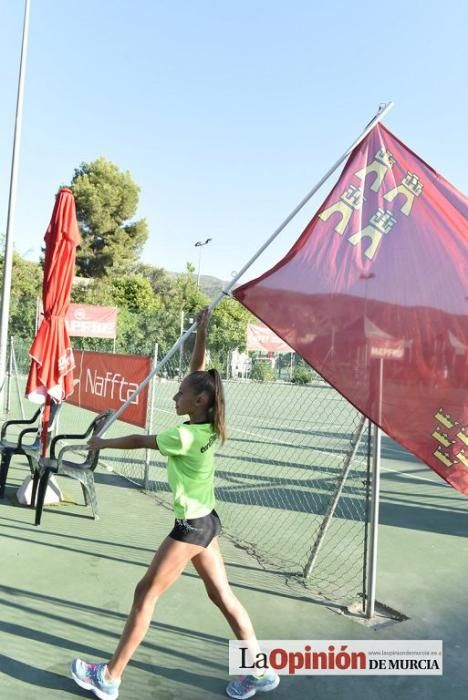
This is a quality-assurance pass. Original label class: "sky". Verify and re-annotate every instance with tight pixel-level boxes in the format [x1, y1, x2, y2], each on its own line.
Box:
[0, 0, 467, 286]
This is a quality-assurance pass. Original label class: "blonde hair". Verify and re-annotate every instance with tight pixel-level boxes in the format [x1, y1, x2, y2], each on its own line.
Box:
[187, 368, 226, 445]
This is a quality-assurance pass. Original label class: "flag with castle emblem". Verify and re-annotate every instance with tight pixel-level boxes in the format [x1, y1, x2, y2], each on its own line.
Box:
[234, 124, 468, 494]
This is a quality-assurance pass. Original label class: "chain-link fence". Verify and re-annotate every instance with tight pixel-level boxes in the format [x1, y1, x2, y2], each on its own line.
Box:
[3, 335, 371, 606]
[147, 349, 372, 606]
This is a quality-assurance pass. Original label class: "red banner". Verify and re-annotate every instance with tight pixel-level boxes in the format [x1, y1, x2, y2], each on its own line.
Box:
[234, 124, 468, 494]
[247, 323, 294, 353]
[68, 351, 151, 427]
[39, 303, 117, 338]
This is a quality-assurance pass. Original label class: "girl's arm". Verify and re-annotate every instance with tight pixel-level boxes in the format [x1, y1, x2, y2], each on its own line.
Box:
[88, 434, 158, 450]
[190, 307, 211, 372]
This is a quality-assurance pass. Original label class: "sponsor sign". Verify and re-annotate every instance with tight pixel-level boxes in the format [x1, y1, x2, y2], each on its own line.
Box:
[69, 350, 151, 427]
[66, 304, 117, 338]
[38, 303, 117, 338]
[369, 340, 405, 359]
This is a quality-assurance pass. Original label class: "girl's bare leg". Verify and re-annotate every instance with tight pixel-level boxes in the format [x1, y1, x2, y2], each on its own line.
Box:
[192, 538, 262, 668]
[107, 536, 203, 679]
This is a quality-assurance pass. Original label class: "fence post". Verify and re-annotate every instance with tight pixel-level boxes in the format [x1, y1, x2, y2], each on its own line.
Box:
[144, 343, 158, 490]
[365, 357, 384, 618]
[178, 310, 185, 378]
[303, 414, 368, 579]
[11, 337, 25, 418]
[5, 336, 13, 413]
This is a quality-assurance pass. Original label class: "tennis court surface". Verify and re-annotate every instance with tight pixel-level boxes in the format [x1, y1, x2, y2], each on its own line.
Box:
[0, 413, 467, 699]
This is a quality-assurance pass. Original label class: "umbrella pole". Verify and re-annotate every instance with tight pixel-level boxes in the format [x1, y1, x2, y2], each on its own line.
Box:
[41, 396, 51, 457]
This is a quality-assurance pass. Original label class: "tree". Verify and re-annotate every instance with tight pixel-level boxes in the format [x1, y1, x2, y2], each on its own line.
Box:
[71, 157, 148, 277]
[72, 276, 114, 307]
[251, 361, 276, 382]
[210, 298, 251, 355]
[111, 275, 157, 313]
[292, 366, 312, 384]
[206, 298, 252, 375]
[0, 251, 42, 341]
[172, 263, 210, 316]
[136, 263, 175, 299]
[72, 273, 162, 353]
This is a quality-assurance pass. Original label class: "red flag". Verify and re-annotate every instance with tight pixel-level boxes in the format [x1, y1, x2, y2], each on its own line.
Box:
[234, 124, 468, 495]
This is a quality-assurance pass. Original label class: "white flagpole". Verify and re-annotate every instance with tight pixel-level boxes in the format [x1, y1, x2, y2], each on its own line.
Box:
[99, 101, 394, 434]
[0, 0, 31, 401]
[143, 342, 158, 490]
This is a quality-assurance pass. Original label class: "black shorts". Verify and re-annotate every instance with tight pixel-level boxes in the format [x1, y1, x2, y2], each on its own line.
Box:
[168, 509, 222, 548]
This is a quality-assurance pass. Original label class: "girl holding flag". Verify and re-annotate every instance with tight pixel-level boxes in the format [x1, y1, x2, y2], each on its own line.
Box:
[70, 307, 279, 700]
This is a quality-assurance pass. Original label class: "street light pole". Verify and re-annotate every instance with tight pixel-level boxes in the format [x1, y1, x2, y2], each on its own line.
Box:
[0, 0, 31, 401]
[178, 311, 196, 379]
[194, 238, 212, 289]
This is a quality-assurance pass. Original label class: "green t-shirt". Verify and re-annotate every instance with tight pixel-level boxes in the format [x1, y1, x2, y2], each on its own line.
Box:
[156, 422, 217, 519]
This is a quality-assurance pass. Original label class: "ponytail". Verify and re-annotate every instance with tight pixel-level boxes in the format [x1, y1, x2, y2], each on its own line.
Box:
[187, 369, 227, 445]
[207, 368, 226, 445]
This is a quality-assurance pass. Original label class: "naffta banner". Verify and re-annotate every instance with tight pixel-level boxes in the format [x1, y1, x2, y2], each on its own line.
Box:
[68, 350, 151, 427]
[234, 124, 468, 495]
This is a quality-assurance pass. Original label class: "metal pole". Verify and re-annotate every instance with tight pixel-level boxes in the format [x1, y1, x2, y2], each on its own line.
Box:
[34, 297, 39, 337]
[366, 357, 384, 618]
[0, 0, 31, 401]
[11, 339, 25, 419]
[144, 342, 158, 490]
[178, 310, 185, 378]
[197, 247, 202, 288]
[362, 418, 372, 613]
[98, 103, 394, 435]
[5, 337, 13, 414]
[35, 297, 41, 334]
[303, 414, 367, 579]
[195, 238, 212, 289]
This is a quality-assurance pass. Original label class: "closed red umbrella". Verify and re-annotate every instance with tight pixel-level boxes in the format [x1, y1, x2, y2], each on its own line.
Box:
[26, 187, 81, 454]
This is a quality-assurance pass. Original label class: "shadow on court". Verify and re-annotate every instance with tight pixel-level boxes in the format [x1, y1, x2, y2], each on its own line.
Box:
[1, 443, 467, 699]
[3, 449, 465, 542]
